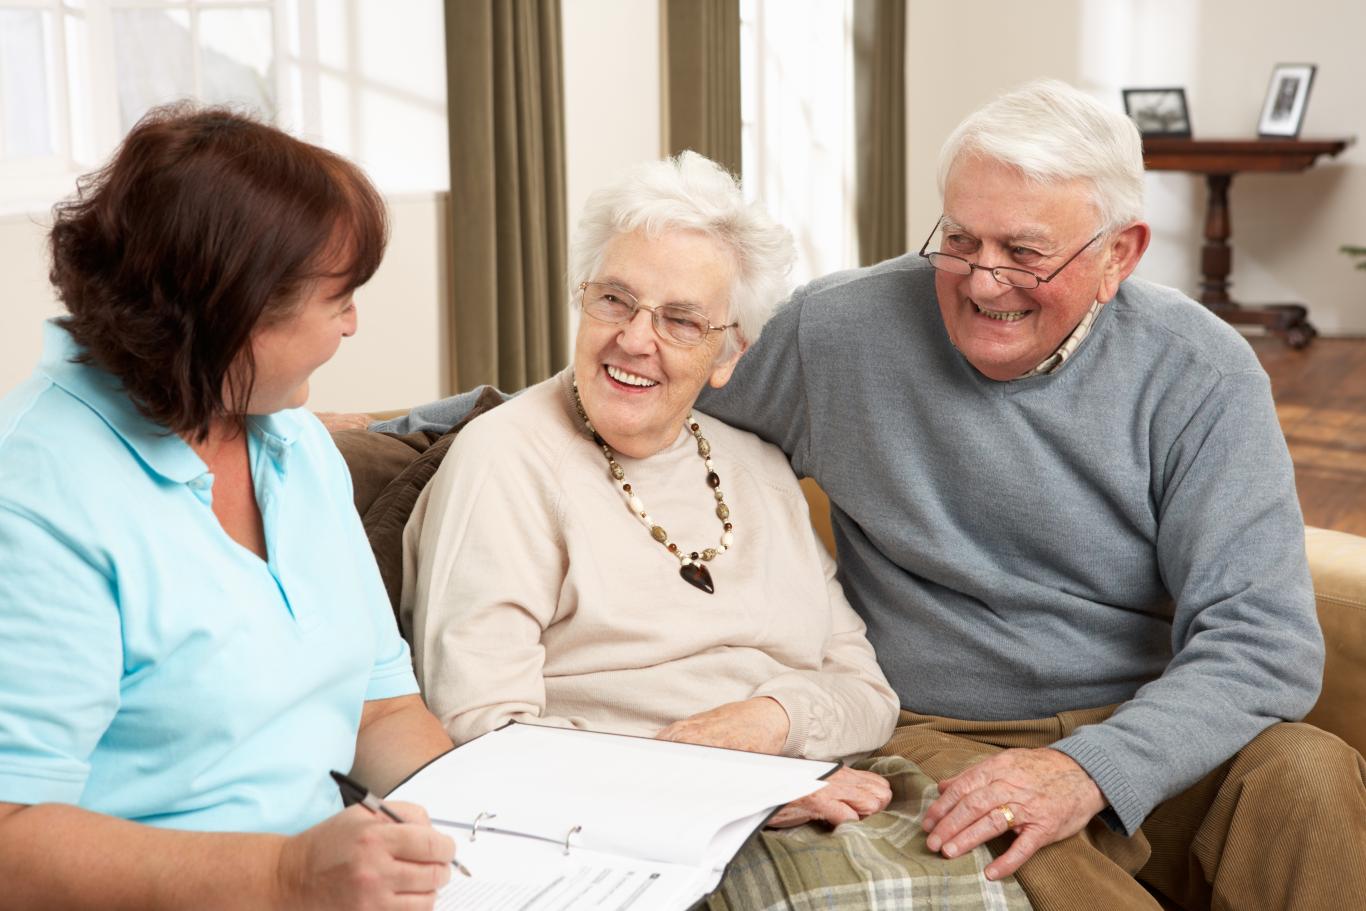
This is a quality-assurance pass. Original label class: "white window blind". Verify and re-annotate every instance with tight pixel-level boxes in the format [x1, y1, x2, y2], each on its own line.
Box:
[0, 0, 447, 213]
[740, 0, 858, 286]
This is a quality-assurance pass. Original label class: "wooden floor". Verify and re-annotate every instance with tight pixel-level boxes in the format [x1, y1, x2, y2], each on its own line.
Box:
[1249, 336, 1366, 536]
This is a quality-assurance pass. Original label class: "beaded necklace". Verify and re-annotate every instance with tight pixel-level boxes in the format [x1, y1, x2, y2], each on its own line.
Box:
[572, 381, 733, 594]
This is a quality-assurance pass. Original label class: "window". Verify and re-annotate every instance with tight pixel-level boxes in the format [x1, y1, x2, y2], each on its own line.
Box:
[740, 0, 857, 286]
[0, 1, 86, 208]
[0, 0, 447, 213]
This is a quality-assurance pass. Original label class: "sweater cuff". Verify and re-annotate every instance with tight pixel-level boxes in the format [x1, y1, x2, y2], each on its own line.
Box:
[1051, 733, 1147, 836]
[752, 689, 810, 758]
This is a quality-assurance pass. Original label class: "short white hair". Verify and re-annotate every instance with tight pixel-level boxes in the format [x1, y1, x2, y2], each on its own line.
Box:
[937, 80, 1145, 234]
[568, 151, 794, 358]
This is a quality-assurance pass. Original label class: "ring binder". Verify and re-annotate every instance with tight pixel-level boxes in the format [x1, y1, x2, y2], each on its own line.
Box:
[471, 811, 497, 841]
[389, 722, 841, 910]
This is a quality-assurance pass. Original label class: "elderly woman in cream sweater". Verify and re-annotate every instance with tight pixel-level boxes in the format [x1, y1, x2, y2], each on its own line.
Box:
[400, 152, 899, 830]
[399, 153, 1033, 910]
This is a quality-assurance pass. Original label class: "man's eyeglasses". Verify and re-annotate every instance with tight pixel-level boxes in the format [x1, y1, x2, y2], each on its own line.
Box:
[578, 281, 736, 347]
[917, 216, 1102, 289]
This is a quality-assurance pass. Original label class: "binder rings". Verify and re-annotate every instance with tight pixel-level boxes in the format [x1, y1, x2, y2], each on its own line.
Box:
[387, 721, 840, 910]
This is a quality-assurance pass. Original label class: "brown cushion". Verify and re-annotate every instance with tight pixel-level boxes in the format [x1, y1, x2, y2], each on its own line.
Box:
[332, 428, 440, 515]
[361, 387, 506, 613]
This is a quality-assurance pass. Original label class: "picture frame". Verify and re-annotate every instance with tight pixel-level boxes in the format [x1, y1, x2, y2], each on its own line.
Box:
[1258, 64, 1316, 138]
[1121, 88, 1192, 138]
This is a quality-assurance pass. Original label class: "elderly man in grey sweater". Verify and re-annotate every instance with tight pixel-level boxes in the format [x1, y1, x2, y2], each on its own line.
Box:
[366, 81, 1365, 908]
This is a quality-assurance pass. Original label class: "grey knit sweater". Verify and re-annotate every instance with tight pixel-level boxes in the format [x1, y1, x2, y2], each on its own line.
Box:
[697, 256, 1322, 835]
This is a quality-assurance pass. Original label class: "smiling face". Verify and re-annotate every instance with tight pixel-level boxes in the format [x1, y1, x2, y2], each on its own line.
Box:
[572, 228, 741, 458]
[244, 273, 358, 413]
[935, 156, 1129, 381]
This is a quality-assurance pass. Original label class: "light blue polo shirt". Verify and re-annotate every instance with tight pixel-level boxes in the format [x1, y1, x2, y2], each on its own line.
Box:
[0, 322, 418, 834]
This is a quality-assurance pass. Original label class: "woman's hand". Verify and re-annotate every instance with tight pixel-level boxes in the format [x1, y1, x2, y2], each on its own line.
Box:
[315, 411, 373, 433]
[766, 767, 892, 829]
[655, 697, 791, 754]
[275, 803, 456, 910]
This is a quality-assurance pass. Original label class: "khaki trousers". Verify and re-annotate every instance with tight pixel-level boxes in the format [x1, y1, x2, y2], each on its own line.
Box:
[877, 707, 1366, 910]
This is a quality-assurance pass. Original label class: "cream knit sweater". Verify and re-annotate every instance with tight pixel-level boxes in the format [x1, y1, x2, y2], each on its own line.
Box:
[400, 370, 898, 761]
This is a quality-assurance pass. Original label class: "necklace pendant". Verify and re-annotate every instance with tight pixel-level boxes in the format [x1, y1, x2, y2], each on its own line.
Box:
[679, 562, 715, 594]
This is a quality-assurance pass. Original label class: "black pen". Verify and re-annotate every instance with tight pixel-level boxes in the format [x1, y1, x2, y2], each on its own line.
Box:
[329, 769, 473, 877]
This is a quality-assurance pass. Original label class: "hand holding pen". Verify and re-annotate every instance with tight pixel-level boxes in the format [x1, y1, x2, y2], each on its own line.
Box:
[331, 770, 473, 878]
[273, 779, 460, 911]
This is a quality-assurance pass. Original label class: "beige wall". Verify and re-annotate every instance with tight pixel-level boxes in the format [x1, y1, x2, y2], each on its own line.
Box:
[0, 198, 451, 412]
[0, 215, 62, 396]
[564, 0, 662, 232]
[561, 0, 664, 356]
[906, 0, 1366, 334]
[308, 194, 450, 412]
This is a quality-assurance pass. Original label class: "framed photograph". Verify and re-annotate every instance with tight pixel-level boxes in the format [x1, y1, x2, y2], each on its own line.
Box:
[1122, 88, 1192, 138]
[1258, 64, 1316, 138]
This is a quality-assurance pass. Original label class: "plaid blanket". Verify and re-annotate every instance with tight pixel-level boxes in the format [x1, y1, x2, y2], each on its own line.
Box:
[706, 756, 1032, 911]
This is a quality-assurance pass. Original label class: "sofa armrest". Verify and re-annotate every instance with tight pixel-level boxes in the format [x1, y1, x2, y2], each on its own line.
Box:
[1303, 526, 1366, 756]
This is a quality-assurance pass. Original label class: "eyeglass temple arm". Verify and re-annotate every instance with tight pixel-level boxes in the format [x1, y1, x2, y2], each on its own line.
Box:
[1036, 231, 1104, 284]
[917, 216, 946, 256]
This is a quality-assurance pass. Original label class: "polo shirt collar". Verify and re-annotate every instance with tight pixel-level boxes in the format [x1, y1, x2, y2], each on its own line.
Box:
[39, 321, 209, 484]
[250, 408, 302, 450]
[41, 322, 306, 480]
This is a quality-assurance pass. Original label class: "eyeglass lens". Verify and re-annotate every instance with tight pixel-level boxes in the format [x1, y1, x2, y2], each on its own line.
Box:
[581, 282, 711, 345]
[924, 254, 1040, 288]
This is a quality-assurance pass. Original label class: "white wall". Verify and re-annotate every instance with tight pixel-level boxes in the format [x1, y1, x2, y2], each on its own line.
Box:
[905, 0, 1366, 335]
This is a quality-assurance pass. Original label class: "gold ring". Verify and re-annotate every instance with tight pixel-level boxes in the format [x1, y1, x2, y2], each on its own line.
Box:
[998, 804, 1016, 828]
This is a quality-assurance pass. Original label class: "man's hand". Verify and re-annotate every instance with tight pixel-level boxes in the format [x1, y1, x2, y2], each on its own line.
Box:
[767, 767, 892, 828]
[655, 697, 790, 754]
[921, 748, 1105, 881]
[276, 802, 456, 910]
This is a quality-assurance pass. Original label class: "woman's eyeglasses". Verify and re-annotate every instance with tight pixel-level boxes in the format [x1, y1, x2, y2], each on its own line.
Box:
[578, 281, 736, 347]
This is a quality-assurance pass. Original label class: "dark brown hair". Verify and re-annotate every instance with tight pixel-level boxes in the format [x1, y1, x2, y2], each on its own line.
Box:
[49, 103, 388, 439]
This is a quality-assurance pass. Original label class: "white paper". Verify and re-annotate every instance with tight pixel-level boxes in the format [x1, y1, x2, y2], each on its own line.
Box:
[390, 722, 836, 869]
[433, 824, 712, 911]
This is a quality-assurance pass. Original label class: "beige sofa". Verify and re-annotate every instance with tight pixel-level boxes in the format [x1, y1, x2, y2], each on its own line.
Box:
[335, 420, 1366, 761]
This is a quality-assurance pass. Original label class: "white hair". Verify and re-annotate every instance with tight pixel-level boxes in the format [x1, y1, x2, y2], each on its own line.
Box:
[568, 151, 794, 359]
[936, 80, 1145, 234]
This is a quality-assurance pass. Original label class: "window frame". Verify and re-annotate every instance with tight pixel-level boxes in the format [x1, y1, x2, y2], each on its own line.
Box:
[0, 0, 289, 212]
[1, 0, 452, 212]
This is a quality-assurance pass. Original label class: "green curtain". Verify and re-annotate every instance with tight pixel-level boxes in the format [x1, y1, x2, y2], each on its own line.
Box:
[444, 0, 569, 392]
[663, 0, 741, 176]
[853, 0, 906, 266]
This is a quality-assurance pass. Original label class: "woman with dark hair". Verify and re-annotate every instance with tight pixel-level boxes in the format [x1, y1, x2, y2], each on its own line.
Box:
[0, 106, 457, 909]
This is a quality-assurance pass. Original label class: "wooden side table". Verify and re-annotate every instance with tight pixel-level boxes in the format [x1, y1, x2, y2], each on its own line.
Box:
[1142, 138, 1351, 348]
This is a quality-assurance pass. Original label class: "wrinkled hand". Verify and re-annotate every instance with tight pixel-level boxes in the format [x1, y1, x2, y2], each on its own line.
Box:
[655, 697, 790, 754]
[316, 411, 373, 433]
[276, 802, 456, 910]
[922, 748, 1105, 881]
[767, 767, 892, 828]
